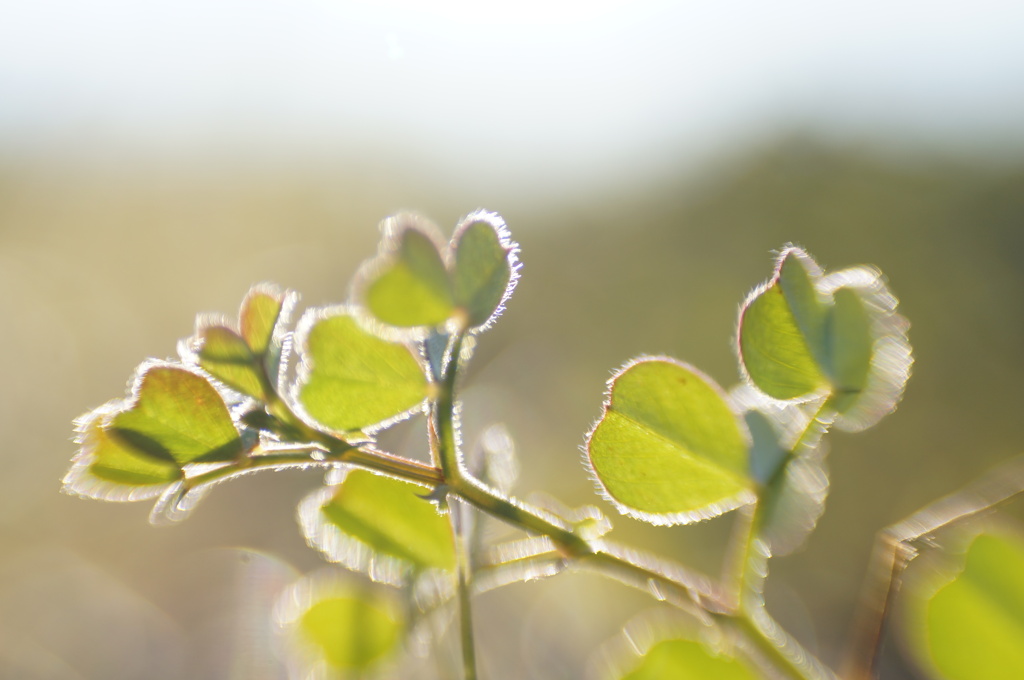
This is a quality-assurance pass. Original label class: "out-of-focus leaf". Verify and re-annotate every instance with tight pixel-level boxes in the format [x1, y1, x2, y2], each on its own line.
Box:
[587, 358, 753, 525]
[820, 267, 913, 431]
[452, 215, 515, 328]
[294, 583, 403, 673]
[825, 287, 874, 414]
[302, 469, 455, 578]
[906, 532, 1024, 680]
[240, 286, 285, 356]
[196, 325, 266, 399]
[365, 224, 455, 327]
[740, 247, 913, 434]
[745, 409, 789, 487]
[294, 310, 429, 433]
[109, 365, 243, 465]
[620, 638, 758, 680]
[730, 385, 831, 556]
[739, 252, 828, 400]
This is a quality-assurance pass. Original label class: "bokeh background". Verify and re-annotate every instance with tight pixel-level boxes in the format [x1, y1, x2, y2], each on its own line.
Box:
[2, 1, 1024, 678]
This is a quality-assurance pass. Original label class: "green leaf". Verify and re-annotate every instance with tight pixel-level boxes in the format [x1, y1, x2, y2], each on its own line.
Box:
[294, 310, 430, 432]
[365, 224, 455, 327]
[196, 325, 267, 400]
[109, 365, 243, 465]
[621, 639, 758, 680]
[739, 278, 828, 400]
[778, 249, 828, 360]
[452, 215, 516, 328]
[907, 533, 1024, 680]
[587, 358, 753, 524]
[305, 469, 455, 575]
[69, 417, 183, 493]
[825, 287, 874, 413]
[745, 409, 789, 487]
[240, 285, 286, 356]
[298, 586, 403, 671]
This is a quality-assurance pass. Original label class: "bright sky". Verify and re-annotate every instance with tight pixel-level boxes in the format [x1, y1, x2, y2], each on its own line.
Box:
[2, 0, 1023, 186]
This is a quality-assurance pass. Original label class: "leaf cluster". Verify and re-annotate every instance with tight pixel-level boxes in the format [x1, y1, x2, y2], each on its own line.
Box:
[62, 213, 1024, 680]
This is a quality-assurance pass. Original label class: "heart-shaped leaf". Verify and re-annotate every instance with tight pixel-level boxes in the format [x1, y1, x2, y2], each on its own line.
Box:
[620, 638, 758, 680]
[452, 213, 518, 328]
[63, 363, 241, 501]
[293, 308, 430, 433]
[299, 469, 455, 584]
[905, 532, 1024, 680]
[187, 283, 295, 401]
[586, 357, 754, 525]
[357, 211, 518, 334]
[109, 364, 244, 465]
[64, 414, 183, 501]
[739, 247, 912, 431]
[364, 217, 455, 328]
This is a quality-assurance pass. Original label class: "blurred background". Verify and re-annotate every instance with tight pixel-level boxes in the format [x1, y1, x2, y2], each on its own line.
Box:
[2, 1, 1024, 678]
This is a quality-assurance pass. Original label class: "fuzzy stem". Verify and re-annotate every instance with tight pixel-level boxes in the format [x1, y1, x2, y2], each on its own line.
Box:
[450, 498, 479, 680]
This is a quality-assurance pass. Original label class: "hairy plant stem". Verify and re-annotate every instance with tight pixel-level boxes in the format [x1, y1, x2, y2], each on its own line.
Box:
[451, 504, 479, 680]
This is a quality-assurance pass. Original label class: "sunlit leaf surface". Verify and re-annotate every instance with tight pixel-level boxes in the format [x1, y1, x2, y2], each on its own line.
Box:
[109, 365, 243, 465]
[739, 250, 828, 400]
[587, 358, 753, 524]
[303, 469, 455, 578]
[452, 215, 515, 328]
[196, 325, 266, 399]
[365, 224, 455, 327]
[77, 418, 183, 488]
[240, 286, 286, 355]
[740, 247, 912, 433]
[907, 533, 1024, 680]
[620, 638, 758, 680]
[294, 311, 429, 432]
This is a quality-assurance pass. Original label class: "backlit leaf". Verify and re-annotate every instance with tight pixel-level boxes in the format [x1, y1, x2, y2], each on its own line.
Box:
[621, 638, 758, 680]
[196, 325, 266, 399]
[364, 220, 455, 328]
[279, 575, 403, 675]
[109, 365, 243, 465]
[293, 309, 430, 433]
[63, 414, 183, 501]
[452, 213, 517, 328]
[825, 287, 874, 413]
[240, 285, 286, 356]
[300, 469, 455, 582]
[739, 247, 913, 428]
[739, 264, 828, 400]
[587, 358, 753, 525]
[777, 248, 828, 361]
[819, 266, 913, 431]
[906, 532, 1024, 680]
